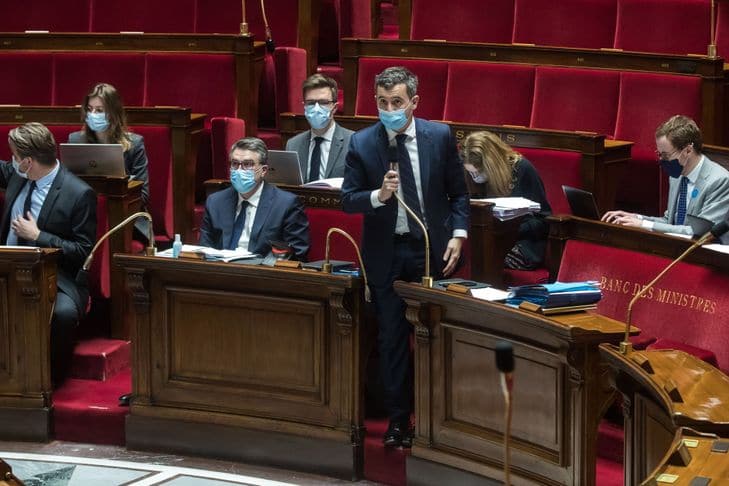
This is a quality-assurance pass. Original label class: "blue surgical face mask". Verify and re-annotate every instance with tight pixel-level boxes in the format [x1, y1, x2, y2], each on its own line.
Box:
[11, 156, 29, 179]
[86, 112, 109, 132]
[378, 106, 410, 132]
[660, 158, 683, 179]
[230, 168, 257, 194]
[304, 103, 332, 130]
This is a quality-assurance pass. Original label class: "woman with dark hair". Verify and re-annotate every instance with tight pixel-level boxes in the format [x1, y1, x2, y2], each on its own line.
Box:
[461, 130, 552, 270]
[68, 82, 150, 237]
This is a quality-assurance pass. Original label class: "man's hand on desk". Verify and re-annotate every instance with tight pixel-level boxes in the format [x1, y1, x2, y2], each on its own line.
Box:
[442, 237, 464, 276]
[12, 212, 40, 242]
[601, 210, 642, 228]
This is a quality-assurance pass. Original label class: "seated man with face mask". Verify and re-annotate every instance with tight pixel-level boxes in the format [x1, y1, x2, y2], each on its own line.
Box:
[199, 137, 310, 260]
[603, 115, 729, 236]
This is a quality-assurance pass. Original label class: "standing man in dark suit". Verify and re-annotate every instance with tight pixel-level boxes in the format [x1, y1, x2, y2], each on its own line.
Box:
[342, 66, 470, 447]
[1, 122, 97, 384]
[285, 74, 353, 183]
[199, 137, 310, 260]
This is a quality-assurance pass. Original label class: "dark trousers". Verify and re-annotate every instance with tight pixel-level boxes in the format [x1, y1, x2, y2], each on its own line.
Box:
[51, 290, 81, 385]
[370, 236, 425, 426]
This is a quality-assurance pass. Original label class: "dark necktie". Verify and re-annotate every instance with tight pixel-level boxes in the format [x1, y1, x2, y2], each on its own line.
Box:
[308, 136, 324, 183]
[396, 134, 424, 238]
[675, 176, 688, 225]
[228, 200, 249, 250]
[19, 180, 37, 245]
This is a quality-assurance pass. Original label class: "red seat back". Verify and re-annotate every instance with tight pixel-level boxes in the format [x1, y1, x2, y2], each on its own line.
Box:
[304, 208, 363, 264]
[530, 66, 620, 136]
[355, 58, 448, 121]
[52, 53, 146, 106]
[210, 117, 246, 180]
[517, 147, 580, 215]
[444, 62, 535, 126]
[0, 52, 53, 105]
[513, 0, 617, 48]
[717, 1, 729, 60]
[411, 0, 515, 43]
[91, 0, 195, 33]
[557, 239, 729, 373]
[0, 0, 91, 32]
[614, 0, 711, 55]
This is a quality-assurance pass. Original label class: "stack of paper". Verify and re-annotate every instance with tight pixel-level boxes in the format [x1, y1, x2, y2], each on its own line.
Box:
[506, 281, 602, 308]
[473, 197, 541, 221]
[302, 177, 344, 189]
[156, 245, 257, 262]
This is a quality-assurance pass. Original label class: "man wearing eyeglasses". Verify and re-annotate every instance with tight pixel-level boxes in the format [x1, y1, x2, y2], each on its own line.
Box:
[602, 115, 729, 236]
[285, 74, 353, 183]
[199, 137, 310, 259]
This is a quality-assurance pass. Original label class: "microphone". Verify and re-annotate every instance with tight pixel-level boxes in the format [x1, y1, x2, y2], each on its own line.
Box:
[620, 221, 729, 354]
[321, 227, 371, 302]
[495, 340, 514, 486]
[76, 211, 156, 287]
[259, 0, 275, 52]
[388, 149, 434, 288]
[239, 0, 249, 35]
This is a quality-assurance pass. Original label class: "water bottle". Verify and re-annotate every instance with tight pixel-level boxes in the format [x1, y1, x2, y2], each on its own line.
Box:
[172, 233, 182, 258]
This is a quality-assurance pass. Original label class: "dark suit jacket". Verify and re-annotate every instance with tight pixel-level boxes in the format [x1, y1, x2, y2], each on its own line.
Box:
[69, 130, 150, 237]
[0, 162, 97, 311]
[342, 118, 470, 286]
[198, 182, 310, 260]
[285, 123, 354, 181]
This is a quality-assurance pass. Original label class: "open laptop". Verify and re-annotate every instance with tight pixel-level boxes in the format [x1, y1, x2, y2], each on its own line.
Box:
[562, 185, 600, 220]
[266, 150, 304, 186]
[60, 143, 126, 177]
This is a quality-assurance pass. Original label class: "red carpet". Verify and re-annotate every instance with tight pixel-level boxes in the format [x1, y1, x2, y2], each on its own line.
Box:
[596, 457, 624, 486]
[363, 418, 407, 486]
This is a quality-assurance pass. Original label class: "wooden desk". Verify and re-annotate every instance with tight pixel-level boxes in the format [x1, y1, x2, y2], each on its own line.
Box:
[395, 282, 630, 485]
[0, 248, 60, 441]
[279, 113, 632, 213]
[600, 346, 729, 485]
[117, 254, 366, 480]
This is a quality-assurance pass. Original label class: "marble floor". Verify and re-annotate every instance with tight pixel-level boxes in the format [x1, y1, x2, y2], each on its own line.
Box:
[0, 441, 382, 486]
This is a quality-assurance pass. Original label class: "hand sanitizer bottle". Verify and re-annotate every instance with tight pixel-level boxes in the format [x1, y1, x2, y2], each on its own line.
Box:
[172, 233, 182, 258]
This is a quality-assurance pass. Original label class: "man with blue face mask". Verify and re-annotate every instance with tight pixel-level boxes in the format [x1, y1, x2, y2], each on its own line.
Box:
[285, 74, 353, 183]
[342, 66, 469, 448]
[602, 115, 729, 236]
[199, 137, 310, 259]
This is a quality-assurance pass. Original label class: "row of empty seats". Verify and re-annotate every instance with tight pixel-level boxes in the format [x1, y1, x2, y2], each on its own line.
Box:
[409, 0, 726, 57]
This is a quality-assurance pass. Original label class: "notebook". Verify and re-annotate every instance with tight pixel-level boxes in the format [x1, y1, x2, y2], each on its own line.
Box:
[266, 150, 304, 186]
[60, 143, 126, 177]
[562, 185, 600, 220]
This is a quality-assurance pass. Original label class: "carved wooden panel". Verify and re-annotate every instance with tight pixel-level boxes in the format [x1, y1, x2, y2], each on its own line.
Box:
[0, 279, 8, 378]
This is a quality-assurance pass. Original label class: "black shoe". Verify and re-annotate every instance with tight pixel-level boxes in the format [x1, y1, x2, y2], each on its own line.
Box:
[383, 422, 403, 447]
[400, 424, 414, 448]
[118, 393, 132, 407]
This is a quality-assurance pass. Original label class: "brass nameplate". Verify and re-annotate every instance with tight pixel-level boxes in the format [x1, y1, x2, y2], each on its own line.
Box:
[655, 473, 679, 483]
[274, 260, 302, 269]
[664, 379, 683, 403]
[446, 283, 471, 294]
[179, 251, 204, 260]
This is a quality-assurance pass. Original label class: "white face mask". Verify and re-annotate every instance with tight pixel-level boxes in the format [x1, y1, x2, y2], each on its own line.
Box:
[468, 170, 487, 184]
[12, 156, 30, 179]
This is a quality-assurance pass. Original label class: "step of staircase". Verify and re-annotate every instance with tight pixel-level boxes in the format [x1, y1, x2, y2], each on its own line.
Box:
[596, 456, 624, 486]
[597, 418, 625, 464]
[69, 338, 131, 381]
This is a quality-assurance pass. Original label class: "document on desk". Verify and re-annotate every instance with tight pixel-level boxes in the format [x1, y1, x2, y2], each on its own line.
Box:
[470, 287, 510, 302]
[471, 197, 541, 221]
[156, 245, 258, 262]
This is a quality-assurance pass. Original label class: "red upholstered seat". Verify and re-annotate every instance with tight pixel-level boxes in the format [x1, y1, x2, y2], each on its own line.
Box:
[144, 53, 237, 120]
[557, 240, 729, 373]
[410, 0, 515, 43]
[517, 147, 580, 215]
[530, 66, 620, 136]
[614, 0, 711, 55]
[52, 53, 146, 106]
[503, 267, 550, 287]
[613, 72, 702, 214]
[0, 0, 91, 32]
[195, 0, 299, 47]
[128, 126, 175, 243]
[648, 339, 719, 368]
[0, 52, 53, 105]
[274, 47, 308, 117]
[513, 0, 617, 49]
[304, 208, 363, 264]
[210, 117, 246, 180]
[443, 62, 535, 126]
[91, 0, 195, 33]
[354, 58, 448, 121]
[717, 1, 729, 59]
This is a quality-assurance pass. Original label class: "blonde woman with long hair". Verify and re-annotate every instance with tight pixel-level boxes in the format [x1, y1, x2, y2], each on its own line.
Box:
[461, 130, 552, 270]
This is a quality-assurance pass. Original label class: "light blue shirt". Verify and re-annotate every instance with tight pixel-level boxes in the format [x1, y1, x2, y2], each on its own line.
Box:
[6, 161, 60, 245]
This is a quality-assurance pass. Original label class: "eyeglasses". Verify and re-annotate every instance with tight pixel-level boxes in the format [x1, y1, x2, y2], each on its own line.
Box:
[303, 99, 335, 107]
[230, 159, 259, 170]
[655, 148, 682, 161]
